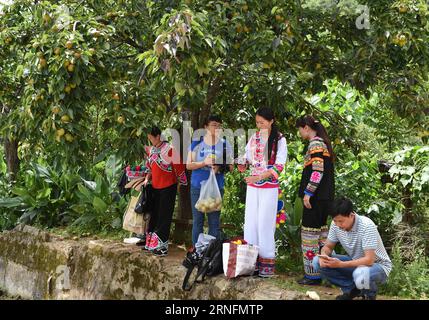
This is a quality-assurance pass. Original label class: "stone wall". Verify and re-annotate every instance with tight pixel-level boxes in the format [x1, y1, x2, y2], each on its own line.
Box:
[0, 225, 306, 300]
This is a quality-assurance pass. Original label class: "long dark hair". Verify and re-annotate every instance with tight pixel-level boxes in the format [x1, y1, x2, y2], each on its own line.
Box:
[256, 107, 279, 158]
[295, 115, 335, 161]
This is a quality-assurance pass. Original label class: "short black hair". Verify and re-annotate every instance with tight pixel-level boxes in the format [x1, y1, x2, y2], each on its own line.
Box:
[149, 126, 161, 137]
[331, 197, 354, 218]
[203, 114, 222, 126]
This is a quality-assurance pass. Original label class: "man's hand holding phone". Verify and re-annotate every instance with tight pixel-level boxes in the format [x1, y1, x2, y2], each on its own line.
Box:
[317, 254, 341, 268]
[317, 254, 331, 260]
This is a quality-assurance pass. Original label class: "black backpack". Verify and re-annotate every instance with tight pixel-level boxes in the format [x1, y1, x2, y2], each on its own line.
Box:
[182, 235, 226, 291]
[117, 170, 130, 196]
[134, 183, 154, 215]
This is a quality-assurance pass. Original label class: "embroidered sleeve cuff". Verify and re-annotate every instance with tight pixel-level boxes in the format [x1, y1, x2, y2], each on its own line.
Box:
[178, 172, 188, 186]
[269, 169, 279, 180]
[304, 190, 314, 197]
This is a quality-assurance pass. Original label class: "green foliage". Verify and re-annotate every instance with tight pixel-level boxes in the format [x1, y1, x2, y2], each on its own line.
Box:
[381, 241, 429, 299]
[221, 168, 247, 237]
[276, 197, 304, 261]
[0, 163, 81, 228]
[0, 155, 127, 232]
[335, 153, 403, 235]
[69, 173, 127, 233]
[69, 154, 128, 232]
[388, 145, 429, 209]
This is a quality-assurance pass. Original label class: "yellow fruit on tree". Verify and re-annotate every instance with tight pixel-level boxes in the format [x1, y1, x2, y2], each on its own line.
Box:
[54, 47, 61, 55]
[70, 83, 77, 89]
[67, 63, 75, 72]
[113, 93, 120, 100]
[61, 115, 71, 123]
[74, 51, 81, 59]
[43, 14, 51, 24]
[39, 58, 47, 68]
[52, 106, 61, 114]
[64, 86, 72, 94]
[56, 128, 65, 137]
[275, 15, 283, 22]
[88, 48, 96, 55]
[64, 60, 70, 68]
[65, 41, 73, 49]
[117, 116, 125, 124]
[65, 133, 74, 142]
[397, 34, 407, 47]
[399, 5, 408, 13]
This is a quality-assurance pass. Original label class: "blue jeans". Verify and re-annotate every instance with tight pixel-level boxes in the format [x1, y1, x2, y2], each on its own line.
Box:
[190, 186, 224, 245]
[313, 255, 388, 298]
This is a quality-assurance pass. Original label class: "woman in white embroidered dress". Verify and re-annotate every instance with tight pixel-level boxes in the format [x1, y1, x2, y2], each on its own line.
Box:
[238, 107, 287, 277]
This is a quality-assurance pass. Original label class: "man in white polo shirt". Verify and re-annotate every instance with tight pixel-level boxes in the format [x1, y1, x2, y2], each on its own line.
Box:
[312, 197, 392, 300]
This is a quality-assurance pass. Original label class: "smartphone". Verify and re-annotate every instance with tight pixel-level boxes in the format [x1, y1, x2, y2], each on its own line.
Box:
[317, 254, 331, 260]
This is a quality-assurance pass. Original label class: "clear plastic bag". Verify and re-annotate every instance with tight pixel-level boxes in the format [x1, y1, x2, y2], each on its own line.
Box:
[195, 169, 222, 213]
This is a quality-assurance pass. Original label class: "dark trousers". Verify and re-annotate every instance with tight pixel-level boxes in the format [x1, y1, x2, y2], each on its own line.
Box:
[148, 183, 177, 242]
[301, 198, 333, 279]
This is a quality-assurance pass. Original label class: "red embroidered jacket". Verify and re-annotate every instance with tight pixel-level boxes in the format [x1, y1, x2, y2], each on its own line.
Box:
[145, 142, 187, 189]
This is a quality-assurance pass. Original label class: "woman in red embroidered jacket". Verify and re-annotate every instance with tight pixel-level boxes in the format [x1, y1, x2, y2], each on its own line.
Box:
[295, 115, 335, 285]
[142, 126, 187, 256]
[238, 107, 287, 277]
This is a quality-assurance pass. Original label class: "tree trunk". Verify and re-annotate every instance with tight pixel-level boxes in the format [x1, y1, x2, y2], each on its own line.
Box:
[4, 138, 20, 181]
[173, 177, 193, 246]
[172, 116, 194, 246]
[402, 188, 413, 224]
[198, 76, 222, 126]
[172, 77, 222, 246]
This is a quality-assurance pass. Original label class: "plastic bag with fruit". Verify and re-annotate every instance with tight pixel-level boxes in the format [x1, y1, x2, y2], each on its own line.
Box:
[222, 240, 259, 278]
[194, 168, 222, 213]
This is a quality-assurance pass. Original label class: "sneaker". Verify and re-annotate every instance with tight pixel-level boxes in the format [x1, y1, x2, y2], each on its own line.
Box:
[258, 273, 274, 278]
[362, 294, 376, 300]
[335, 288, 362, 300]
[152, 246, 168, 257]
[143, 232, 152, 251]
[297, 277, 322, 286]
[123, 237, 142, 244]
[135, 234, 146, 246]
[150, 232, 168, 256]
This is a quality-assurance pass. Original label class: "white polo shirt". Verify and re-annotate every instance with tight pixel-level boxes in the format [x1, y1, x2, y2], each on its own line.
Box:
[327, 213, 392, 276]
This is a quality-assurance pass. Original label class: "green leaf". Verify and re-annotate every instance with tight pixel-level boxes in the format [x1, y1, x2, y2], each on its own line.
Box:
[36, 187, 52, 200]
[293, 197, 303, 226]
[93, 196, 108, 213]
[0, 197, 24, 208]
[77, 183, 93, 203]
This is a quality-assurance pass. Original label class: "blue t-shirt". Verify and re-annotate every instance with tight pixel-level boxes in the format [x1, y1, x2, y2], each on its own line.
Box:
[189, 138, 233, 189]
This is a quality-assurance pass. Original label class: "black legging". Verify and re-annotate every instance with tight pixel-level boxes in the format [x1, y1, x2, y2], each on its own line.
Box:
[148, 183, 177, 242]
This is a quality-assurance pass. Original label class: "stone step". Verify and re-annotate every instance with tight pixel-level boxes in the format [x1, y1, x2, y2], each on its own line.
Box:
[0, 225, 308, 300]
